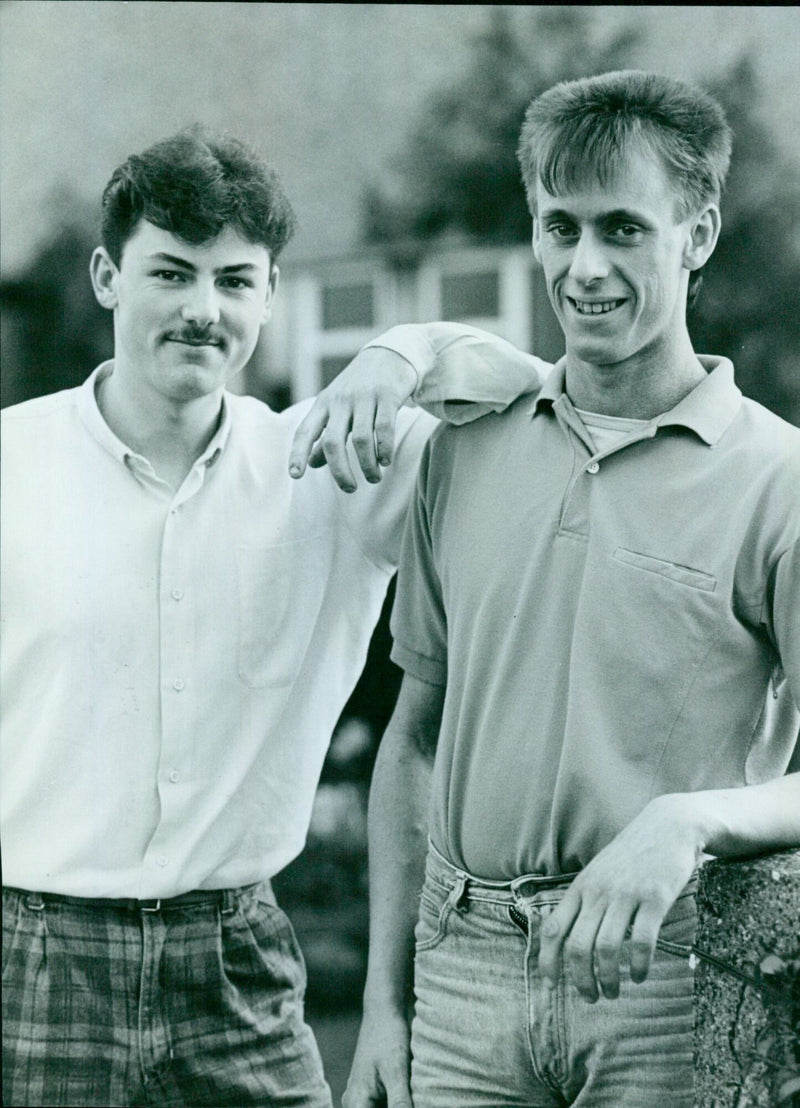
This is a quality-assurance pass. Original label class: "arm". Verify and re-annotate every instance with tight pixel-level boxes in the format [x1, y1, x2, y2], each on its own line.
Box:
[539, 773, 800, 1004]
[342, 673, 444, 1108]
[543, 527, 800, 1003]
[288, 322, 547, 492]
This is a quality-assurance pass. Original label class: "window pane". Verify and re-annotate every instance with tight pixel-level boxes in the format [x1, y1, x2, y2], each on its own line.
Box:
[440, 271, 499, 320]
[322, 283, 374, 330]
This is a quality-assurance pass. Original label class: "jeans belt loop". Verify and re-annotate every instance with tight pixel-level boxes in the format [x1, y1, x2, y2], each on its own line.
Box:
[24, 892, 45, 912]
[140, 899, 161, 913]
[446, 871, 469, 914]
[221, 888, 236, 916]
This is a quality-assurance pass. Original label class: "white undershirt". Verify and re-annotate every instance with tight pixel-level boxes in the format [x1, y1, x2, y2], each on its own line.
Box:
[575, 407, 652, 454]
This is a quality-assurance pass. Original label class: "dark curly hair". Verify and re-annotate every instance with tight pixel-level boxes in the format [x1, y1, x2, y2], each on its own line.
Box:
[101, 125, 297, 266]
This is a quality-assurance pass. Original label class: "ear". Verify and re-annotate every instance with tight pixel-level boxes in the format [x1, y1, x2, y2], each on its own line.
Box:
[532, 217, 542, 264]
[682, 205, 721, 273]
[260, 264, 280, 327]
[90, 247, 120, 310]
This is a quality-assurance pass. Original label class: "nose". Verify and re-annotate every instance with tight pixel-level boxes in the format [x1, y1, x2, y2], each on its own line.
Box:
[180, 279, 221, 327]
[568, 229, 610, 286]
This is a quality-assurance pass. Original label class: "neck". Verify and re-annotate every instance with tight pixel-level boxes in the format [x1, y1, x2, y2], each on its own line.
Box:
[565, 329, 706, 420]
[96, 369, 223, 489]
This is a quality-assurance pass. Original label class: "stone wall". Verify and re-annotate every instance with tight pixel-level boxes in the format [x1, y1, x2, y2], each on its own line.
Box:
[695, 850, 800, 1106]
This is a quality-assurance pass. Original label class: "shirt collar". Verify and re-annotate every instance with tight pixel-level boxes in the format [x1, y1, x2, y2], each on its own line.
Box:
[530, 354, 741, 446]
[76, 361, 233, 469]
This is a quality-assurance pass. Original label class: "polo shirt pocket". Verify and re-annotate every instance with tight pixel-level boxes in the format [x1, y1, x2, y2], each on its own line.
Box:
[613, 548, 717, 593]
[237, 538, 328, 689]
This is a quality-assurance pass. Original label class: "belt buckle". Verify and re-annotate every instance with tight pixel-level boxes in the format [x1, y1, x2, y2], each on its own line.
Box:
[140, 899, 161, 913]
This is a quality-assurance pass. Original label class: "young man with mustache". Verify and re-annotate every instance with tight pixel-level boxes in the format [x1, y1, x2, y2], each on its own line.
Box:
[0, 126, 545, 1108]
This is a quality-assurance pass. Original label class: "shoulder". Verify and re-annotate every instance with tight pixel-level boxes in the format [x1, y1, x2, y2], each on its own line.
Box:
[428, 388, 540, 451]
[2, 386, 78, 427]
[733, 398, 800, 479]
[225, 391, 315, 431]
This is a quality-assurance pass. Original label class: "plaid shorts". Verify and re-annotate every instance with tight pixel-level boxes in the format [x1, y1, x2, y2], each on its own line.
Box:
[2, 882, 332, 1107]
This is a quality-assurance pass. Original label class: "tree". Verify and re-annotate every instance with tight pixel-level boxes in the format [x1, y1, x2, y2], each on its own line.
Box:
[363, 7, 638, 247]
[364, 10, 800, 425]
[1, 197, 113, 408]
[690, 57, 800, 426]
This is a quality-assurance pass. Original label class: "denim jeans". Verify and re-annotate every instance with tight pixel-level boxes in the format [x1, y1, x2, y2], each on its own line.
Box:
[410, 844, 697, 1108]
[2, 882, 332, 1108]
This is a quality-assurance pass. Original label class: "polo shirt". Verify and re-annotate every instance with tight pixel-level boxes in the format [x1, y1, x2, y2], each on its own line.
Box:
[0, 329, 548, 898]
[391, 357, 800, 881]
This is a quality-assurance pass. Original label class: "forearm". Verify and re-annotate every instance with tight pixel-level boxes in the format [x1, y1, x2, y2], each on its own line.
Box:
[675, 771, 800, 859]
[364, 322, 548, 418]
[361, 723, 433, 1016]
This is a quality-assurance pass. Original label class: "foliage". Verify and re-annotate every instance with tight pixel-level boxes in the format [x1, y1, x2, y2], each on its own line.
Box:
[1, 197, 113, 408]
[753, 949, 800, 1106]
[364, 10, 800, 425]
[689, 58, 800, 427]
[364, 7, 637, 248]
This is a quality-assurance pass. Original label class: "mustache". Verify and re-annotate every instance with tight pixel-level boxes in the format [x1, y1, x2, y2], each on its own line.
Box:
[164, 326, 224, 345]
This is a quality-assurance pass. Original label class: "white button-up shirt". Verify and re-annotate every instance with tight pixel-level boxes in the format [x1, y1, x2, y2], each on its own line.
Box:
[1, 326, 546, 898]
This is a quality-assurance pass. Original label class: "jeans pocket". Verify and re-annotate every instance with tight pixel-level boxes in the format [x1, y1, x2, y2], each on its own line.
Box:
[660, 889, 699, 947]
[415, 881, 454, 952]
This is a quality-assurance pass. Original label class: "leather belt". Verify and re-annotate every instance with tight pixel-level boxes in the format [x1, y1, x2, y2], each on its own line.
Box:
[6, 885, 237, 913]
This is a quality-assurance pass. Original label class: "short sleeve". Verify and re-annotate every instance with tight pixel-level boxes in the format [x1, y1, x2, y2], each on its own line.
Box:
[336, 405, 438, 574]
[768, 536, 800, 708]
[390, 439, 448, 688]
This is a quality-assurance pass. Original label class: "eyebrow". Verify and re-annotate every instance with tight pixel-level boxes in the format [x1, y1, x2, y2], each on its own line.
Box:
[147, 252, 265, 274]
[541, 207, 654, 227]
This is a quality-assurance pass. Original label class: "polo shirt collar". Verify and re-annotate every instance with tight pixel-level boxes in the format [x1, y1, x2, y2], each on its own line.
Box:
[530, 354, 742, 446]
[76, 361, 233, 470]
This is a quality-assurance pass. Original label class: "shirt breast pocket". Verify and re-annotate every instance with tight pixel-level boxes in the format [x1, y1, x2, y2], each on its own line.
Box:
[237, 538, 329, 689]
[612, 547, 717, 593]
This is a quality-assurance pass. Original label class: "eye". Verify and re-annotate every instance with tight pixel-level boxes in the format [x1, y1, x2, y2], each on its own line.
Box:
[219, 276, 253, 290]
[609, 223, 643, 241]
[152, 269, 186, 282]
[547, 222, 578, 241]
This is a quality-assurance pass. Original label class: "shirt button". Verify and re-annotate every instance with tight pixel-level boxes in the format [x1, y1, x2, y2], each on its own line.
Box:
[169, 770, 180, 783]
[171, 589, 184, 601]
[157, 855, 168, 867]
[172, 678, 185, 691]
[587, 461, 600, 474]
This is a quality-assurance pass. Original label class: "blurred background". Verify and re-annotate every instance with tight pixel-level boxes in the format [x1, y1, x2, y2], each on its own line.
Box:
[3, 3, 800, 1098]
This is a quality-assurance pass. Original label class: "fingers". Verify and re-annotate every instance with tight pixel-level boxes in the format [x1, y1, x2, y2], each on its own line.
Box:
[539, 889, 665, 1002]
[342, 1072, 413, 1108]
[592, 902, 636, 999]
[289, 397, 398, 491]
[560, 901, 609, 1004]
[538, 887, 580, 988]
[342, 1022, 413, 1108]
[317, 406, 359, 492]
[350, 403, 384, 485]
[289, 401, 329, 479]
[373, 397, 399, 470]
[628, 902, 665, 984]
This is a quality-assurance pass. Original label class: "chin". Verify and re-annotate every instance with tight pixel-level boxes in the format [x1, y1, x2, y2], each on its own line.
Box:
[570, 341, 626, 365]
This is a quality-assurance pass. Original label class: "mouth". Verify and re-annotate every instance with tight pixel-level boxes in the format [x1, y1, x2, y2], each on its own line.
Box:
[165, 335, 224, 349]
[567, 297, 627, 317]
